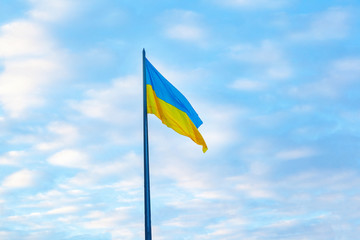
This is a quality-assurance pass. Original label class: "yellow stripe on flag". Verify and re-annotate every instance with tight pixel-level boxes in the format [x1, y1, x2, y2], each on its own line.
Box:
[147, 84, 208, 153]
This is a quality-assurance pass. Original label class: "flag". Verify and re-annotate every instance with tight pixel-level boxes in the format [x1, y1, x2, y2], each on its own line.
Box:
[144, 57, 208, 153]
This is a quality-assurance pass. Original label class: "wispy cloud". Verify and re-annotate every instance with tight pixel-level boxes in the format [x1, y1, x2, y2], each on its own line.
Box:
[28, 0, 78, 22]
[0, 21, 53, 57]
[46, 205, 80, 215]
[71, 76, 140, 123]
[275, 147, 317, 160]
[290, 7, 351, 41]
[2, 169, 39, 189]
[64, 151, 142, 187]
[0, 57, 66, 117]
[161, 10, 208, 45]
[35, 122, 80, 151]
[215, 0, 289, 9]
[229, 78, 266, 91]
[0, 150, 26, 166]
[47, 149, 90, 169]
[289, 57, 360, 98]
[230, 40, 292, 80]
[0, 0, 71, 118]
[166, 24, 204, 42]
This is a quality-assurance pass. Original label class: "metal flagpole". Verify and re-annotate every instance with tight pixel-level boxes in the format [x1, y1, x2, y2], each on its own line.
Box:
[142, 49, 152, 240]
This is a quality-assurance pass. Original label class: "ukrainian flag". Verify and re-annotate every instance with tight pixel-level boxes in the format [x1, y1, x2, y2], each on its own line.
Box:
[144, 57, 208, 153]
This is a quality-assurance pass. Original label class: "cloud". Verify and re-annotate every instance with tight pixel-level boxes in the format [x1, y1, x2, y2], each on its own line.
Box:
[83, 207, 132, 229]
[166, 24, 205, 42]
[229, 162, 275, 199]
[70, 75, 142, 146]
[46, 206, 79, 215]
[229, 78, 266, 91]
[200, 105, 241, 151]
[65, 151, 142, 187]
[230, 40, 292, 79]
[27, 0, 78, 22]
[0, 150, 26, 166]
[275, 148, 317, 160]
[47, 149, 89, 169]
[0, 19, 68, 118]
[0, 56, 65, 117]
[0, 0, 76, 118]
[289, 57, 360, 98]
[83, 207, 142, 240]
[216, 0, 288, 9]
[0, 232, 11, 239]
[161, 10, 208, 45]
[71, 76, 140, 123]
[0, 21, 53, 58]
[35, 122, 80, 151]
[26, 189, 90, 211]
[231, 41, 284, 63]
[2, 169, 39, 189]
[204, 217, 248, 239]
[195, 169, 360, 240]
[290, 7, 351, 41]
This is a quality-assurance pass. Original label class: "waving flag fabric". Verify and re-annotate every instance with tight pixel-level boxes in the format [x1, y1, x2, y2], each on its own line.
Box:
[145, 58, 208, 153]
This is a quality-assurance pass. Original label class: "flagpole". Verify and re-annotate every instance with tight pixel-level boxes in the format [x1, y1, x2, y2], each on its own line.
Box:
[142, 48, 152, 240]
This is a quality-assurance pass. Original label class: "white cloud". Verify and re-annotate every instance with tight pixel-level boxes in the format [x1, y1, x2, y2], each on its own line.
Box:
[195, 190, 233, 200]
[46, 206, 79, 215]
[28, 0, 78, 22]
[70, 75, 143, 147]
[65, 151, 142, 187]
[155, 159, 212, 192]
[235, 179, 275, 199]
[230, 40, 292, 80]
[162, 10, 208, 45]
[35, 122, 80, 151]
[231, 40, 282, 63]
[47, 149, 89, 169]
[2, 169, 39, 189]
[0, 0, 73, 118]
[290, 7, 351, 41]
[0, 57, 65, 117]
[71, 75, 140, 123]
[289, 58, 360, 98]
[0, 150, 26, 166]
[83, 207, 132, 229]
[25, 189, 90, 211]
[230, 78, 266, 91]
[82, 207, 143, 240]
[267, 219, 298, 228]
[331, 58, 360, 80]
[163, 216, 200, 228]
[0, 20, 67, 118]
[200, 105, 241, 151]
[201, 217, 248, 240]
[213, 170, 360, 239]
[216, 0, 288, 9]
[275, 148, 316, 160]
[0, 232, 11, 239]
[166, 24, 205, 42]
[0, 21, 53, 58]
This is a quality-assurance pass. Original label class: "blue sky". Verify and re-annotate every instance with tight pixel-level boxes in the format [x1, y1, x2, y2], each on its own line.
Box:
[0, 0, 360, 239]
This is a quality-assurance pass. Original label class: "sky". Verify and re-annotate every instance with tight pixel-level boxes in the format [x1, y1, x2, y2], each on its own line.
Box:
[0, 0, 360, 239]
